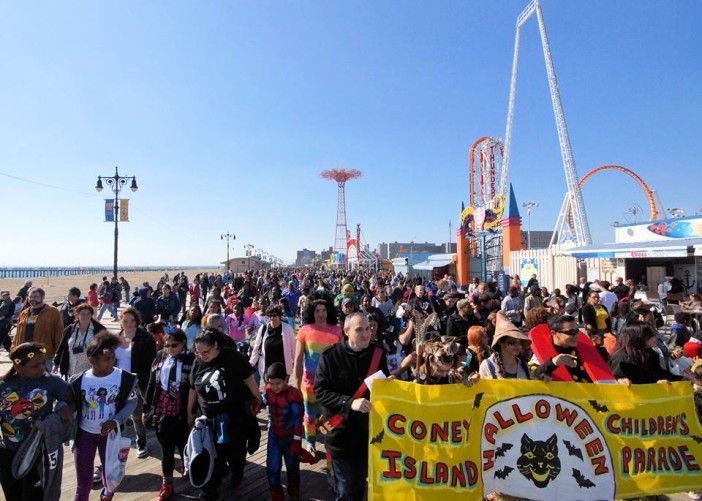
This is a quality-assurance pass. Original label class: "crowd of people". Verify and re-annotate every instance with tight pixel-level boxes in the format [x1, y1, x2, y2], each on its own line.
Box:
[0, 267, 701, 501]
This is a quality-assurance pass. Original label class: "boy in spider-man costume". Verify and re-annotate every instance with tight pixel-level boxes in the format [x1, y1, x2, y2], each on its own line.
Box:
[263, 362, 303, 500]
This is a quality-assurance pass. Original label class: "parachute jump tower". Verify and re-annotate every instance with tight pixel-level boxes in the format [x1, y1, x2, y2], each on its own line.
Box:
[321, 168, 362, 265]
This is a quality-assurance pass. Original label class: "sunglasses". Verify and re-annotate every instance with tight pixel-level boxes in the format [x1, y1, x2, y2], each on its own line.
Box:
[164, 343, 181, 348]
[559, 328, 580, 337]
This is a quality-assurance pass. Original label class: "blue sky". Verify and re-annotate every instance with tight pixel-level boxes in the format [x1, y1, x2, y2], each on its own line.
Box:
[0, 1, 699, 266]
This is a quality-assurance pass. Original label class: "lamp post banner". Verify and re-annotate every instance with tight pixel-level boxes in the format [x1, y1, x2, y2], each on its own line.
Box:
[368, 379, 702, 500]
[104, 199, 115, 222]
[119, 198, 129, 222]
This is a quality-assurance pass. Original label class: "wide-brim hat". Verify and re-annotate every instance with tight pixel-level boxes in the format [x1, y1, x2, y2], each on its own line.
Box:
[491, 311, 531, 348]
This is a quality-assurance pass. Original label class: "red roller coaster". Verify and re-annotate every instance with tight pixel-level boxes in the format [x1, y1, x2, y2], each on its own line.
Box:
[567, 164, 658, 230]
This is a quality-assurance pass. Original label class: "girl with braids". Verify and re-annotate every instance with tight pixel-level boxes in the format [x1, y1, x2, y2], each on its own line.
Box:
[479, 312, 531, 380]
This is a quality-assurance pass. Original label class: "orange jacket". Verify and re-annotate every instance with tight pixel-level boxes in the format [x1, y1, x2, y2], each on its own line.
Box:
[11, 304, 64, 357]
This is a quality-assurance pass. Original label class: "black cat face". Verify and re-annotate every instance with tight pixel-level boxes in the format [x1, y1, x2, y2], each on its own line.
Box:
[516, 433, 561, 488]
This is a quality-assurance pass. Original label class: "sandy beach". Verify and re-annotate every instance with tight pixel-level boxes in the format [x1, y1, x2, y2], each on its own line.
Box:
[0, 268, 220, 303]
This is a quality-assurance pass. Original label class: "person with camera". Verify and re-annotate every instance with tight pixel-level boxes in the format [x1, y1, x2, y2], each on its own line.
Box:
[54, 303, 106, 379]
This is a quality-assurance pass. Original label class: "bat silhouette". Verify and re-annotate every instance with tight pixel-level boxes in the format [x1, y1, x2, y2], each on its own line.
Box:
[494, 466, 513, 479]
[370, 429, 384, 445]
[495, 442, 513, 458]
[572, 468, 595, 488]
[472, 392, 484, 410]
[691, 435, 702, 444]
[563, 440, 583, 460]
[588, 399, 608, 413]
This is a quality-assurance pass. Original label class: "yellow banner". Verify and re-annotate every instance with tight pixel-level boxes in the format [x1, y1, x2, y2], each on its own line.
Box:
[369, 380, 702, 500]
[119, 198, 129, 222]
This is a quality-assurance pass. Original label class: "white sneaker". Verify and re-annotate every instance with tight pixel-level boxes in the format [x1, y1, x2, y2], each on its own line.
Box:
[689, 492, 702, 500]
[137, 444, 148, 458]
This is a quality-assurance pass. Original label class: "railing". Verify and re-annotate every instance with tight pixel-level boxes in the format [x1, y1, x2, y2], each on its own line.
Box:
[0, 266, 215, 279]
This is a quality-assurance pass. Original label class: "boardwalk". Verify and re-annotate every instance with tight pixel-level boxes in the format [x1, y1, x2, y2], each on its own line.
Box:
[0, 313, 693, 500]
[0, 314, 332, 501]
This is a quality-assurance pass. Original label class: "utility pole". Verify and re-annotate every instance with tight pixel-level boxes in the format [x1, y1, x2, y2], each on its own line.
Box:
[95, 166, 138, 279]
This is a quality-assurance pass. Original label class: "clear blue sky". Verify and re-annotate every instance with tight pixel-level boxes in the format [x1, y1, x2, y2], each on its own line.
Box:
[0, 1, 699, 266]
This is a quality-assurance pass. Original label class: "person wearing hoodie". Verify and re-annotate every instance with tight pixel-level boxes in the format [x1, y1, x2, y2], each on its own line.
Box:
[131, 287, 157, 326]
[334, 283, 356, 309]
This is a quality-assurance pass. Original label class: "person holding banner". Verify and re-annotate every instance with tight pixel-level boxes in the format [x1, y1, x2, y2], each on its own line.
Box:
[608, 321, 683, 384]
[530, 314, 615, 383]
[479, 312, 531, 380]
[314, 312, 389, 500]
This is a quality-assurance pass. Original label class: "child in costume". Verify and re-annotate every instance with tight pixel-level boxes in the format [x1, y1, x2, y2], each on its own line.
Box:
[263, 362, 303, 500]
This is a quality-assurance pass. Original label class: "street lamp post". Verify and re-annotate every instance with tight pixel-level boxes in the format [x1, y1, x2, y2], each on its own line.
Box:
[221, 232, 235, 273]
[522, 201, 538, 250]
[95, 166, 138, 279]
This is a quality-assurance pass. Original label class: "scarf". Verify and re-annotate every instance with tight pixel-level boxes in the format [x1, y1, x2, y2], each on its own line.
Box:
[160, 355, 182, 399]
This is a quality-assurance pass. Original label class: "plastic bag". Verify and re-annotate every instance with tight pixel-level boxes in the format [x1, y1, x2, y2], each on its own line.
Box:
[104, 425, 131, 494]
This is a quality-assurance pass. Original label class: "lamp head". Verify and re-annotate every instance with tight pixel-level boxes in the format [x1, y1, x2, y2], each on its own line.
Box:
[95, 178, 104, 192]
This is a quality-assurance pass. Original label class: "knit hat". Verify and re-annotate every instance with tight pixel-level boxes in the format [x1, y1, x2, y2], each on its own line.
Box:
[683, 341, 702, 360]
[342, 284, 354, 295]
[491, 312, 531, 348]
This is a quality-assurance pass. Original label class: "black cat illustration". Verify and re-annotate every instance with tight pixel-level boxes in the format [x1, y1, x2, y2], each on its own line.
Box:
[516, 433, 561, 488]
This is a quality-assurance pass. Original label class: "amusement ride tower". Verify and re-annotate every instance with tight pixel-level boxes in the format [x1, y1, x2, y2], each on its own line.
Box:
[501, 0, 592, 247]
[321, 168, 362, 261]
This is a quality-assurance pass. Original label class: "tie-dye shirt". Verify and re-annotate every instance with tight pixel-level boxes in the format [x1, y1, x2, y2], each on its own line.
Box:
[296, 323, 342, 387]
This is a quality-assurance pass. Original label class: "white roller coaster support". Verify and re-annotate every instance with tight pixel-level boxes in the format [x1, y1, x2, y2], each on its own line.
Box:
[501, 0, 592, 246]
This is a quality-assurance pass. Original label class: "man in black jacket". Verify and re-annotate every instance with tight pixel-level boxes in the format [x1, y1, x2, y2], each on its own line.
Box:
[314, 312, 388, 500]
[132, 287, 157, 326]
[156, 284, 181, 323]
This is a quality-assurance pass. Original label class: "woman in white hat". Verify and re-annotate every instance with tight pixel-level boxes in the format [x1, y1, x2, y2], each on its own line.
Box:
[479, 312, 531, 380]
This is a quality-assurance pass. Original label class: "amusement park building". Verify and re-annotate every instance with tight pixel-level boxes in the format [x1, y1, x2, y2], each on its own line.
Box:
[376, 242, 457, 260]
[562, 215, 702, 295]
[221, 256, 271, 274]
